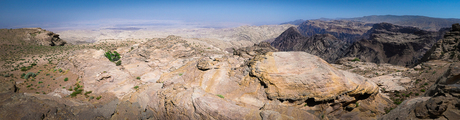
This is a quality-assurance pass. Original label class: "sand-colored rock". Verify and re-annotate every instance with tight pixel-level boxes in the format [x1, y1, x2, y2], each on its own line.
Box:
[249, 52, 379, 101]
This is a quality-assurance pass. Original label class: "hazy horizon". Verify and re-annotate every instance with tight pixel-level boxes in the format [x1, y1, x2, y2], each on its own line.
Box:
[1, 0, 460, 31]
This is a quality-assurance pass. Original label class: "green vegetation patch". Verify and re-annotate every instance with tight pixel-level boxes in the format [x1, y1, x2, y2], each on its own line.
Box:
[217, 94, 224, 98]
[104, 51, 121, 62]
[352, 58, 360, 62]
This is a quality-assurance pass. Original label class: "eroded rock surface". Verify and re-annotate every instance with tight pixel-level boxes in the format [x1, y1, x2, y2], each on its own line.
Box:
[3, 35, 393, 119]
[249, 52, 379, 102]
[380, 23, 460, 120]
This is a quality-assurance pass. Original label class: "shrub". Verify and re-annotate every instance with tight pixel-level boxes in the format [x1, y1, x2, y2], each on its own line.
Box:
[3, 73, 10, 77]
[96, 96, 102, 100]
[217, 94, 224, 98]
[134, 86, 139, 89]
[23, 72, 37, 79]
[70, 89, 83, 97]
[64, 77, 68, 81]
[136, 77, 140, 80]
[116, 60, 122, 66]
[421, 89, 425, 92]
[352, 58, 360, 62]
[104, 51, 121, 62]
[84, 91, 92, 95]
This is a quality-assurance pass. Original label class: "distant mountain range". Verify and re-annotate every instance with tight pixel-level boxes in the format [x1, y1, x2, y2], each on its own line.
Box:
[282, 15, 460, 31]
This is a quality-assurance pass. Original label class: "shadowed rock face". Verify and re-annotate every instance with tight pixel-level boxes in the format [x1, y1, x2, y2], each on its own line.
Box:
[421, 23, 460, 62]
[273, 21, 442, 67]
[271, 27, 349, 63]
[297, 20, 374, 43]
[343, 23, 438, 67]
[380, 24, 460, 120]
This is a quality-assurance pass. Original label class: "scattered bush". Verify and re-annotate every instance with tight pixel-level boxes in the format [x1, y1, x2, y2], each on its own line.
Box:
[136, 77, 140, 80]
[64, 77, 68, 81]
[421, 89, 426, 92]
[134, 86, 139, 89]
[116, 60, 122, 66]
[70, 89, 83, 97]
[104, 51, 121, 62]
[84, 91, 92, 95]
[23, 72, 37, 79]
[352, 58, 360, 62]
[96, 96, 102, 100]
[217, 94, 224, 98]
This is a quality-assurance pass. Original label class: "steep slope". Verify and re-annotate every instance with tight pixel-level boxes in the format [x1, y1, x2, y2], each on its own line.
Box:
[345, 15, 460, 31]
[380, 23, 460, 120]
[297, 20, 373, 43]
[271, 27, 349, 62]
[0, 28, 67, 46]
[343, 23, 438, 66]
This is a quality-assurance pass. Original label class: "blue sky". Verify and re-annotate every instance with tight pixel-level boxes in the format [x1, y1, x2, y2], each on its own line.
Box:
[1, 0, 459, 30]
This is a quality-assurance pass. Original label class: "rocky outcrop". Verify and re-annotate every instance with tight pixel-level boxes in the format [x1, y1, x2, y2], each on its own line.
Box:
[380, 23, 460, 119]
[271, 27, 348, 63]
[421, 23, 460, 62]
[249, 52, 379, 102]
[1, 35, 395, 119]
[343, 23, 438, 67]
[24, 28, 67, 46]
[297, 20, 373, 43]
[234, 42, 279, 58]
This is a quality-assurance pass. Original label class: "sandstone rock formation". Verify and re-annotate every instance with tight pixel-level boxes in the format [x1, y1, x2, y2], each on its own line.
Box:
[1, 34, 393, 119]
[249, 52, 379, 102]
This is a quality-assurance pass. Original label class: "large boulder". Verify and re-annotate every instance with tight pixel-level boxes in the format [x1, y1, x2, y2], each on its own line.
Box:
[249, 52, 379, 102]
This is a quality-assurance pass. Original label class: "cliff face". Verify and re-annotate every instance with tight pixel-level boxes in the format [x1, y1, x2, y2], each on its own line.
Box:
[272, 21, 441, 66]
[297, 20, 373, 43]
[380, 23, 460, 120]
[345, 15, 460, 31]
[420, 23, 460, 62]
[343, 23, 438, 66]
[271, 27, 348, 62]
